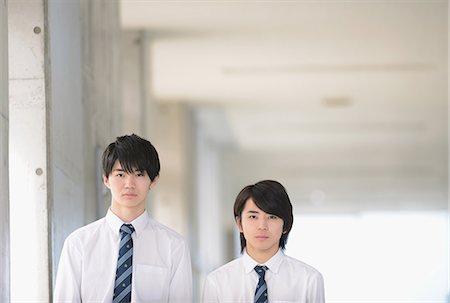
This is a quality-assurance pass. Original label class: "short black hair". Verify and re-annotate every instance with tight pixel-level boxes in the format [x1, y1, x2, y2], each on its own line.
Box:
[233, 180, 294, 253]
[102, 134, 160, 181]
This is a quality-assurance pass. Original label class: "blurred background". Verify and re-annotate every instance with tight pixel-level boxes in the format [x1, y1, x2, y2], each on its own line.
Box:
[1, 0, 449, 302]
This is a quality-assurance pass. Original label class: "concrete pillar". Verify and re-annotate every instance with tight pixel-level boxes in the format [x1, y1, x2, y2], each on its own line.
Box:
[0, 1, 10, 301]
[46, 0, 85, 288]
[8, 1, 51, 301]
[49, 0, 122, 289]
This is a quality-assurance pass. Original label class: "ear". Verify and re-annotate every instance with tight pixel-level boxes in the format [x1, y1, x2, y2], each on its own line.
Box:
[103, 175, 110, 189]
[235, 216, 243, 233]
[149, 175, 159, 190]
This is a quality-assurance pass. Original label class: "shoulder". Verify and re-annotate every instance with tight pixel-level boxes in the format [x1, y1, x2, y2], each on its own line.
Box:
[63, 217, 106, 246]
[144, 217, 188, 248]
[203, 258, 243, 300]
[142, 218, 191, 262]
[282, 254, 323, 278]
[206, 257, 243, 282]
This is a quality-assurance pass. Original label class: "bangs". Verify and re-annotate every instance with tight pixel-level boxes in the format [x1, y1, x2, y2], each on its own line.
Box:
[102, 134, 160, 181]
[251, 188, 283, 218]
[117, 154, 147, 174]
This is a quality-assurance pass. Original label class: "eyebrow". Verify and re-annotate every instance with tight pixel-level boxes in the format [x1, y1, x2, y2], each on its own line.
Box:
[246, 210, 260, 214]
[112, 168, 144, 173]
[246, 210, 279, 218]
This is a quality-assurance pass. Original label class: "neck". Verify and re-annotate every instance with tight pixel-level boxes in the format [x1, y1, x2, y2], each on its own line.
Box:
[246, 246, 279, 264]
[110, 205, 145, 223]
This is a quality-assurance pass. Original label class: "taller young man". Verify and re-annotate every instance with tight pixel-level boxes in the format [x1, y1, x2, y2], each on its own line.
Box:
[202, 180, 325, 303]
[54, 134, 192, 303]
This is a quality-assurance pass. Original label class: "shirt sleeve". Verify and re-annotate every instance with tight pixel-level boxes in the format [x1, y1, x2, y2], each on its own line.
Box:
[307, 270, 325, 303]
[202, 274, 220, 303]
[53, 235, 82, 303]
[168, 239, 193, 302]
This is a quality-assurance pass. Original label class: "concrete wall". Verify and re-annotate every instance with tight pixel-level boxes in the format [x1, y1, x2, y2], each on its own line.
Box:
[9, 0, 51, 301]
[0, 1, 9, 301]
[8, 0, 122, 297]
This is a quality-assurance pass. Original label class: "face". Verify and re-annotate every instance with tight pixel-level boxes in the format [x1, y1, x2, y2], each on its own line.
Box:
[237, 198, 284, 259]
[103, 160, 155, 216]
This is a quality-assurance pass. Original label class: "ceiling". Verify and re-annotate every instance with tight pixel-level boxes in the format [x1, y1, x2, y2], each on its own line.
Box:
[120, 1, 448, 212]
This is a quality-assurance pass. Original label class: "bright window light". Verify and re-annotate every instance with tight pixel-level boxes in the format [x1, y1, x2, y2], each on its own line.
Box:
[286, 212, 449, 303]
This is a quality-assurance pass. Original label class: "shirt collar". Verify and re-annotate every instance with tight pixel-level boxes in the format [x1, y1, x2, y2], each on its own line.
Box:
[106, 208, 149, 237]
[242, 248, 284, 274]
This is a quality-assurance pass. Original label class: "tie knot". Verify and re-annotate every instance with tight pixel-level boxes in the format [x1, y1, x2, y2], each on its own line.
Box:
[254, 265, 268, 279]
[120, 224, 135, 235]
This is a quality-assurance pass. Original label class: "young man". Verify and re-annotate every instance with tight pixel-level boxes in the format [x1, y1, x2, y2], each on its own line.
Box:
[54, 134, 192, 303]
[202, 180, 325, 303]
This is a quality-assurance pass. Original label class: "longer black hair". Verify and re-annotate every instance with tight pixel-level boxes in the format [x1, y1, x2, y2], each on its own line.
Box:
[234, 180, 294, 252]
[102, 134, 160, 181]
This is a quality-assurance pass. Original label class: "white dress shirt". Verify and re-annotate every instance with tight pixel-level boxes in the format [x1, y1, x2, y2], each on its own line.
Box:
[202, 249, 325, 303]
[54, 209, 193, 303]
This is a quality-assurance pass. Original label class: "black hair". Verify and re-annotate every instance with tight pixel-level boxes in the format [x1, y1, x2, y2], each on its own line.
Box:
[102, 134, 160, 181]
[233, 180, 294, 253]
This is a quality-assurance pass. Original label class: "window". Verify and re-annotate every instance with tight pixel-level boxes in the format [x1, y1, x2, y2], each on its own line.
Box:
[287, 212, 449, 303]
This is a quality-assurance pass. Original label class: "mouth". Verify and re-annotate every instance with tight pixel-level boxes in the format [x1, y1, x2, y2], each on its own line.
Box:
[122, 193, 138, 198]
[255, 236, 269, 240]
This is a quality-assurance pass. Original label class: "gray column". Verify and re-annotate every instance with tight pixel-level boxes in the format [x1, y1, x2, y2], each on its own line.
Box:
[0, 0, 10, 302]
[8, 0, 51, 301]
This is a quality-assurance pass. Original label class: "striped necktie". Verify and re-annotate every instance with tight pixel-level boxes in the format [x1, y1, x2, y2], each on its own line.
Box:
[113, 224, 135, 303]
[254, 265, 268, 303]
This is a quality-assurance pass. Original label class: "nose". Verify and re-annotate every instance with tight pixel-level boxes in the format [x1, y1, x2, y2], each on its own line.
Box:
[124, 175, 136, 188]
[257, 218, 268, 230]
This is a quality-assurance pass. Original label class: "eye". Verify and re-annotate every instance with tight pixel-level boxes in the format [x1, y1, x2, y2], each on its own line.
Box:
[116, 173, 124, 177]
[249, 215, 257, 219]
[268, 215, 279, 220]
[135, 170, 146, 177]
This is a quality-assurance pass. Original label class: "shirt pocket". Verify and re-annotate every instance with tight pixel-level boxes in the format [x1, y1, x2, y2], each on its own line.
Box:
[134, 264, 168, 302]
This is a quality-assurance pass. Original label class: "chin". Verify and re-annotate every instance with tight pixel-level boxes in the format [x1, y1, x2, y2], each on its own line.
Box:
[251, 243, 275, 251]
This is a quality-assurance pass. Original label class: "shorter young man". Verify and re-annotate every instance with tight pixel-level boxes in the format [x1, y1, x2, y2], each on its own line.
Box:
[54, 134, 192, 303]
[202, 180, 325, 303]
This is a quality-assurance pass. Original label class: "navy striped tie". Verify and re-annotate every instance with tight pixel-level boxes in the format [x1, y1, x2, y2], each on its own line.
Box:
[113, 224, 135, 303]
[254, 265, 268, 303]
